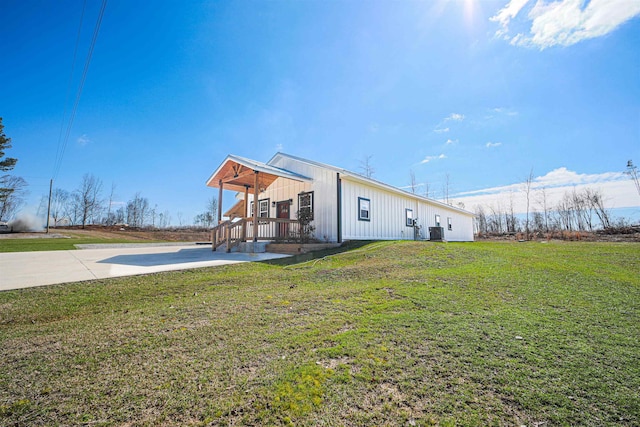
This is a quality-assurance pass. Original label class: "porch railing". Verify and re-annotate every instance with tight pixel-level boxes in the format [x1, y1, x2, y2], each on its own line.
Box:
[212, 217, 303, 252]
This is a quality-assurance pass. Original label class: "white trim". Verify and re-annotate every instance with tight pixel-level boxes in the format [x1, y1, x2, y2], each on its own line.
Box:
[206, 154, 312, 187]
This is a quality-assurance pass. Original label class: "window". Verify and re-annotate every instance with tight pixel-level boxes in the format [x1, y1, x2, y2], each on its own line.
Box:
[405, 209, 413, 227]
[250, 198, 270, 218]
[298, 191, 314, 219]
[358, 197, 370, 221]
[435, 214, 441, 227]
[259, 199, 269, 218]
[447, 217, 452, 231]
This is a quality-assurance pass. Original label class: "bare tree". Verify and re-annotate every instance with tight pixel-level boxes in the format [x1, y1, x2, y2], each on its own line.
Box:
[532, 210, 544, 233]
[409, 170, 417, 194]
[0, 175, 28, 221]
[626, 160, 640, 196]
[571, 188, 588, 231]
[506, 191, 518, 233]
[359, 155, 375, 178]
[114, 207, 125, 224]
[556, 192, 573, 231]
[475, 205, 487, 234]
[207, 196, 218, 222]
[536, 186, 551, 232]
[105, 183, 116, 225]
[159, 210, 171, 228]
[150, 204, 158, 228]
[586, 188, 611, 229]
[522, 168, 534, 239]
[487, 203, 505, 233]
[194, 197, 218, 228]
[442, 173, 451, 205]
[49, 188, 70, 227]
[73, 174, 103, 228]
[126, 192, 150, 227]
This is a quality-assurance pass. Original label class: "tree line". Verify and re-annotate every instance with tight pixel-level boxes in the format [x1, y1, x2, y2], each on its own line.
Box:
[37, 173, 218, 229]
[474, 186, 623, 236]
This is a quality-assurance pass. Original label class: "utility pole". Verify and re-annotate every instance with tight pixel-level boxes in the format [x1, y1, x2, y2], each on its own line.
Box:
[626, 160, 640, 196]
[46, 179, 52, 233]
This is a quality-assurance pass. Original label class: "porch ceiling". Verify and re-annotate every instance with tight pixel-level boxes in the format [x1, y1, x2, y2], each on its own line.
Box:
[206, 155, 311, 193]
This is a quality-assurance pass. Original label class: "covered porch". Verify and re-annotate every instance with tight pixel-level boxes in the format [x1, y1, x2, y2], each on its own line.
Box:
[206, 155, 312, 252]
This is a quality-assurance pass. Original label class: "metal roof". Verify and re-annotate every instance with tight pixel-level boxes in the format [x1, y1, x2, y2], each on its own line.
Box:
[268, 152, 475, 217]
[205, 154, 312, 193]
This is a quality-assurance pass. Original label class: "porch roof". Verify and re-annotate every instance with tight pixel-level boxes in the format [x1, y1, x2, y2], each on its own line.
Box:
[206, 154, 311, 192]
[223, 199, 245, 219]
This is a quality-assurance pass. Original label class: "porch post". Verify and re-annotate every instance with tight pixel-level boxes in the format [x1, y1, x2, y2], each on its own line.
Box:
[244, 185, 250, 217]
[253, 170, 259, 242]
[337, 172, 342, 243]
[243, 185, 249, 241]
[217, 180, 223, 224]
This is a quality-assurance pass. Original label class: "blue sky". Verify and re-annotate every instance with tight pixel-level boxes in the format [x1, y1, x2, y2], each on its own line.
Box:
[2, 0, 639, 224]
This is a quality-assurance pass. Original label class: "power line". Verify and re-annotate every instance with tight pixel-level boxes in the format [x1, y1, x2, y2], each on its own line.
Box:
[52, 0, 108, 180]
[52, 0, 87, 178]
[47, 0, 107, 232]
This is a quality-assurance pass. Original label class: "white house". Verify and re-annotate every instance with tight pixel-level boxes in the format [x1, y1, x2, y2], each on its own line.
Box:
[206, 153, 475, 250]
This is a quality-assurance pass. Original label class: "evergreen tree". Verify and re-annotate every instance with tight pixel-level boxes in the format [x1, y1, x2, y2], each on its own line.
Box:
[0, 118, 28, 221]
[0, 118, 17, 172]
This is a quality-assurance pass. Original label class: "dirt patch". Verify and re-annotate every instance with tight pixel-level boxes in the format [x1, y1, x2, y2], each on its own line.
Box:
[0, 232, 69, 239]
[0, 225, 211, 242]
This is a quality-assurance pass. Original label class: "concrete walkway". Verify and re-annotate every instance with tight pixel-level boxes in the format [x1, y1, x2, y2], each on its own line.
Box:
[0, 244, 289, 291]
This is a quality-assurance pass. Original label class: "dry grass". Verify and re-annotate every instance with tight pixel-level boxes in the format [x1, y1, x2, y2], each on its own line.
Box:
[1, 241, 638, 426]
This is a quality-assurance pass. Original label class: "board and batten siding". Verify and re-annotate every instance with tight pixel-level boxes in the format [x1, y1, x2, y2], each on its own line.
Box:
[266, 155, 340, 242]
[258, 153, 474, 242]
[340, 176, 474, 242]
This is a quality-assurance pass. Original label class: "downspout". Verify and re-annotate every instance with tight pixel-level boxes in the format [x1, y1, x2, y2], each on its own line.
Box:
[337, 172, 342, 243]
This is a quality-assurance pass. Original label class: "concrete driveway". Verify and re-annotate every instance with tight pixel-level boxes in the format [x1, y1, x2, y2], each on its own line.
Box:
[0, 244, 289, 291]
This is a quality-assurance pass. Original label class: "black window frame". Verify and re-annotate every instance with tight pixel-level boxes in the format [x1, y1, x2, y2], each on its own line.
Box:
[435, 214, 441, 227]
[298, 191, 314, 219]
[405, 208, 414, 227]
[358, 197, 370, 221]
[250, 198, 270, 218]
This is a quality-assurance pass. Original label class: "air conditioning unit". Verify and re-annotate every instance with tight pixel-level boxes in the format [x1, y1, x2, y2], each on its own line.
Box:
[429, 226, 444, 241]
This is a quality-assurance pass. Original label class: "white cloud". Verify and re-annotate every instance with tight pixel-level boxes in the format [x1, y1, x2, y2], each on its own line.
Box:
[434, 127, 450, 133]
[493, 107, 518, 116]
[276, 143, 284, 151]
[486, 142, 502, 148]
[446, 113, 465, 121]
[490, 0, 531, 34]
[451, 168, 638, 215]
[421, 154, 447, 164]
[77, 134, 90, 146]
[534, 167, 623, 187]
[446, 138, 458, 145]
[490, 0, 640, 49]
[454, 168, 629, 198]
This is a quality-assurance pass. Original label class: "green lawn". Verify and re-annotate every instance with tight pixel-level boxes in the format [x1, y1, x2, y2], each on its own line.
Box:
[0, 241, 638, 426]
